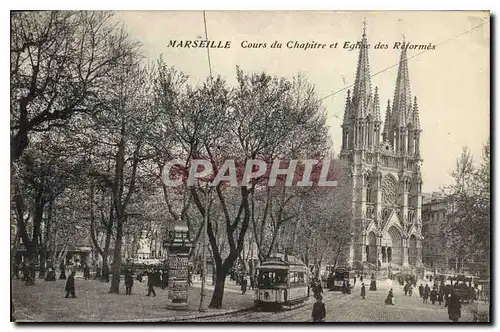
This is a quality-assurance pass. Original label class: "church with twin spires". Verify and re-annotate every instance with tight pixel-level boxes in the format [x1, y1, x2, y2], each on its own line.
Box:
[340, 24, 424, 272]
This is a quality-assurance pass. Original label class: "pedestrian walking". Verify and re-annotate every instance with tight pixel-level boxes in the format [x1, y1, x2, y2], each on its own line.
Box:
[241, 276, 248, 295]
[313, 280, 323, 299]
[404, 283, 408, 296]
[146, 270, 156, 297]
[423, 284, 430, 304]
[437, 289, 444, 305]
[83, 265, 90, 280]
[361, 283, 366, 300]
[419, 284, 424, 298]
[94, 266, 101, 280]
[430, 287, 437, 305]
[311, 295, 326, 322]
[385, 288, 394, 305]
[408, 284, 413, 297]
[45, 267, 56, 281]
[161, 269, 168, 289]
[65, 271, 76, 298]
[154, 269, 162, 287]
[448, 289, 462, 322]
[125, 270, 134, 295]
[59, 261, 66, 280]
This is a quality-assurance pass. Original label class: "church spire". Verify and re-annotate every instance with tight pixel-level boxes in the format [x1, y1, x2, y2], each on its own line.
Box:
[383, 99, 391, 140]
[343, 89, 352, 125]
[392, 41, 412, 128]
[352, 18, 372, 115]
[411, 96, 420, 129]
[373, 86, 381, 122]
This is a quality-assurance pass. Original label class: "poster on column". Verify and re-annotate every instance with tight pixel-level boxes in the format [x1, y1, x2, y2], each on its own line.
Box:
[10, 9, 490, 324]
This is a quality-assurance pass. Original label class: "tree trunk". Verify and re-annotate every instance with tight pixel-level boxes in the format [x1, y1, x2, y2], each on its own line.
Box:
[38, 249, 46, 279]
[40, 200, 55, 278]
[209, 265, 227, 309]
[101, 209, 113, 282]
[109, 216, 124, 293]
[25, 242, 37, 285]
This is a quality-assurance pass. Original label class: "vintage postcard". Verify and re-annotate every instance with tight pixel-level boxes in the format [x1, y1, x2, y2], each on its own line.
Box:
[10, 10, 490, 323]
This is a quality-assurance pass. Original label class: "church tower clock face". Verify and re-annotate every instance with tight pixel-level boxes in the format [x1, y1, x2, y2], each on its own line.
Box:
[381, 175, 398, 205]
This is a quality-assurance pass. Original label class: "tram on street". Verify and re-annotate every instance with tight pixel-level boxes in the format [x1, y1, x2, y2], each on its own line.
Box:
[254, 254, 310, 308]
[326, 267, 351, 291]
[448, 274, 478, 303]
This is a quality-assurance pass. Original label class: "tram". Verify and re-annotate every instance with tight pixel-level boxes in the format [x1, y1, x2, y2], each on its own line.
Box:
[254, 254, 310, 308]
[326, 267, 350, 291]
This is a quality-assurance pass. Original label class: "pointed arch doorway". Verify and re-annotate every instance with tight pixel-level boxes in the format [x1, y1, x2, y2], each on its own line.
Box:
[382, 226, 403, 266]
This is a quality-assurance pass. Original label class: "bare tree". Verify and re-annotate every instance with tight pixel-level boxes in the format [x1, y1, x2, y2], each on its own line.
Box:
[11, 11, 139, 161]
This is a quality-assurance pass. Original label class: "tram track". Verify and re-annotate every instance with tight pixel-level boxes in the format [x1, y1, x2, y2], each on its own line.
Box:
[264, 291, 357, 322]
[194, 290, 357, 322]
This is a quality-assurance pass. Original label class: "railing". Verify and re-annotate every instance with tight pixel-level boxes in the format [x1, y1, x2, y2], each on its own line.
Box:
[381, 155, 399, 168]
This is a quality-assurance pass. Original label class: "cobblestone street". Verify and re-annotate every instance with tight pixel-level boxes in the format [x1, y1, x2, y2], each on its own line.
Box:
[192, 280, 476, 322]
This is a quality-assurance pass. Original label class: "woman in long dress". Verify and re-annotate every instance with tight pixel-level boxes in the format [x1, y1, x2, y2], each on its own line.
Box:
[448, 289, 462, 322]
[385, 288, 394, 305]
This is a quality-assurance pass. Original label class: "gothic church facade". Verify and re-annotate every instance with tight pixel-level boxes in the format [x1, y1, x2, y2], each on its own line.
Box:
[340, 26, 423, 270]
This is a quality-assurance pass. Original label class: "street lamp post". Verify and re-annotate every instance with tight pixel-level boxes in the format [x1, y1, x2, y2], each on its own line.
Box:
[165, 224, 192, 311]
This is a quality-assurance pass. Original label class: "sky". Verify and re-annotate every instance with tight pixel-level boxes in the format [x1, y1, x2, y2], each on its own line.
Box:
[114, 10, 490, 193]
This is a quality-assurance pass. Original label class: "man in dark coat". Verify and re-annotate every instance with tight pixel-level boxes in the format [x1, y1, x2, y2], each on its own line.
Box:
[361, 283, 366, 300]
[156, 269, 162, 287]
[125, 270, 134, 295]
[423, 284, 430, 304]
[430, 287, 438, 304]
[448, 289, 462, 322]
[59, 261, 66, 280]
[419, 284, 424, 298]
[313, 280, 323, 299]
[369, 273, 377, 291]
[45, 267, 56, 281]
[241, 276, 248, 295]
[146, 270, 156, 297]
[65, 271, 76, 298]
[83, 265, 90, 280]
[311, 295, 326, 322]
[438, 288, 444, 305]
[161, 270, 167, 289]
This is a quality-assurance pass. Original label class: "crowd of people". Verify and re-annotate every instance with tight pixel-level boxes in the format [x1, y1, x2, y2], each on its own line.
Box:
[393, 276, 469, 322]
